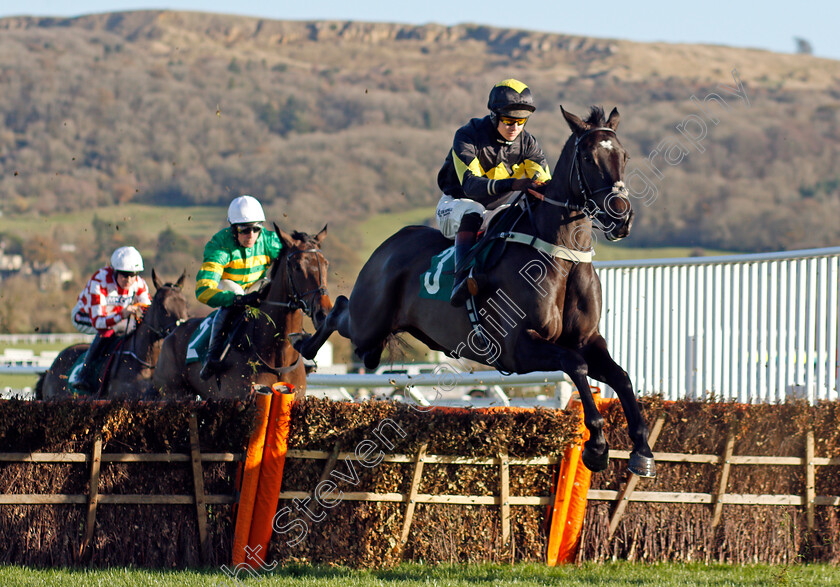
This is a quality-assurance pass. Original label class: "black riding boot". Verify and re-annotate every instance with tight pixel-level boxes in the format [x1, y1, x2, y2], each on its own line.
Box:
[200, 307, 232, 381]
[450, 212, 482, 307]
[73, 334, 107, 393]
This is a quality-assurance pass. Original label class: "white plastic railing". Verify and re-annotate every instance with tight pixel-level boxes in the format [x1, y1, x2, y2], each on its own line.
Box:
[595, 247, 840, 403]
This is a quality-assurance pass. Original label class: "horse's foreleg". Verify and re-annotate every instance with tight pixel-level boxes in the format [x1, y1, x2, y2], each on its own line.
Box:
[515, 330, 609, 473]
[295, 295, 350, 360]
[583, 336, 656, 478]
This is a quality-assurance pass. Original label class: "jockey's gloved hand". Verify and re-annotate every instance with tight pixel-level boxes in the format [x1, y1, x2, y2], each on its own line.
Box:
[510, 177, 537, 192]
[232, 291, 262, 308]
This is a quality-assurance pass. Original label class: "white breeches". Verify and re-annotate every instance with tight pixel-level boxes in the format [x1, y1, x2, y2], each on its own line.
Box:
[435, 195, 486, 240]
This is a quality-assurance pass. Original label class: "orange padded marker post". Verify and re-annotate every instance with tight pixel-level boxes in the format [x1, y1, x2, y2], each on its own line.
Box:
[247, 382, 296, 565]
[549, 391, 610, 565]
[556, 394, 604, 563]
[231, 386, 274, 567]
[546, 394, 584, 566]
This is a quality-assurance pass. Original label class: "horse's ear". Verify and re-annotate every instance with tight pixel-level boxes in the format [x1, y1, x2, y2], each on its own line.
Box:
[561, 106, 587, 135]
[152, 269, 162, 290]
[315, 224, 328, 245]
[273, 223, 296, 249]
[176, 270, 186, 289]
[606, 107, 620, 131]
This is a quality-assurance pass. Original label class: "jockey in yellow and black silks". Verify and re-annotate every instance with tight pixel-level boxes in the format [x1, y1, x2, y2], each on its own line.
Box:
[436, 78, 551, 306]
[195, 195, 282, 380]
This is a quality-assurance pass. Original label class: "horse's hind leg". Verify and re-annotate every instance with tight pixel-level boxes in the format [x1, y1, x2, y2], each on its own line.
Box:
[357, 344, 384, 371]
[515, 330, 609, 473]
[296, 295, 350, 360]
[583, 335, 655, 478]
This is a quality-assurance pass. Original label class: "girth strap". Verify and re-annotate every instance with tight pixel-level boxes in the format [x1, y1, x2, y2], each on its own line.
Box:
[464, 296, 512, 376]
[498, 231, 593, 263]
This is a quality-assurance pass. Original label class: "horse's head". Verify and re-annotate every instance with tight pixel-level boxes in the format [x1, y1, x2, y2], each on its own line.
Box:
[547, 106, 633, 241]
[265, 224, 331, 328]
[147, 270, 190, 337]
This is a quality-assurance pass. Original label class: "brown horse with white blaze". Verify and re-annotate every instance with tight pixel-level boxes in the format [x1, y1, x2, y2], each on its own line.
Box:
[153, 226, 330, 400]
[296, 107, 655, 478]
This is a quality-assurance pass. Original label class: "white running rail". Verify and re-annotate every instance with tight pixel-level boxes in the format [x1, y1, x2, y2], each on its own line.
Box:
[595, 247, 840, 403]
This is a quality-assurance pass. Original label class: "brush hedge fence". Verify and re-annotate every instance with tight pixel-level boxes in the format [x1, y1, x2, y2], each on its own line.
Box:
[0, 395, 838, 568]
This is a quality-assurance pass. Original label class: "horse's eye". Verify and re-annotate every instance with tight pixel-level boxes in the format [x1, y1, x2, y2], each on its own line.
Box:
[583, 154, 595, 163]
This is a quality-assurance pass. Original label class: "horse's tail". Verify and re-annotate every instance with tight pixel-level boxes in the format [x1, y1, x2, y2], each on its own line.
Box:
[385, 333, 409, 362]
[34, 372, 46, 400]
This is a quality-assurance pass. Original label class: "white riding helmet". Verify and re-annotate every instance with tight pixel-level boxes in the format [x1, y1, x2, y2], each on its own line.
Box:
[227, 195, 265, 225]
[110, 246, 144, 272]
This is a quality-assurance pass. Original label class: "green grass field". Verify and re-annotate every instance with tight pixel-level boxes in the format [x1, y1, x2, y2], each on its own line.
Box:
[1, 561, 837, 586]
[357, 207, 736, 263]
[1, 204, 225, 241]
[6, 203, 736, 266]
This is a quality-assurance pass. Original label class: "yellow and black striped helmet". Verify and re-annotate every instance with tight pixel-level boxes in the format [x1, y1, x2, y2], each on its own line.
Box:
[487, 79, 536, 118]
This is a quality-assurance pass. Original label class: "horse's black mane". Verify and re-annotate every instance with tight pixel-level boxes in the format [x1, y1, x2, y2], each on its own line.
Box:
[584, 106, 606, 126]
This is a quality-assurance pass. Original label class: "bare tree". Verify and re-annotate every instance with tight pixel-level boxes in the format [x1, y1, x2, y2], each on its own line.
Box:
[794, 37, 813, 55]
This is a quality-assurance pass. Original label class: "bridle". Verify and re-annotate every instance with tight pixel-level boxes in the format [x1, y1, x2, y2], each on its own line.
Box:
[114, 286, 188, 370]
[530, 126, 629, 220]
[261, 246, 328, 322]
[253, 244, 328, 376]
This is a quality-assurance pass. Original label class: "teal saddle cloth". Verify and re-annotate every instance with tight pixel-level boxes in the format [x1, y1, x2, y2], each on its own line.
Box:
[185, 309, 250, 365]
[185, 311, 217, 365]
[419, 241, 498, 301]
[419, 200, 523, 301]
[419, 247, 457, 301]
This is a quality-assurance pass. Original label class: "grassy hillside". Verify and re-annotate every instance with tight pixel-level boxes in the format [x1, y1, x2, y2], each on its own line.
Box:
[1, 10, 838, 256]
[0, 11, 838, 334]
[0, 204, 225, 241]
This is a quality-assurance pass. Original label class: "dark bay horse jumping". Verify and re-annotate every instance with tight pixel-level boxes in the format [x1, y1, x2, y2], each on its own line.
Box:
[37, 271, 189, 400]
[297, 107, 655, 477]
[153, 226, 330, 400]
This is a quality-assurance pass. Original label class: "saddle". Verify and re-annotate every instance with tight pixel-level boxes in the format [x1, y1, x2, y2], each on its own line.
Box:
[420, 200, 525, 301]
[67, 336, 122, 396]
[186, 309, 253, 366]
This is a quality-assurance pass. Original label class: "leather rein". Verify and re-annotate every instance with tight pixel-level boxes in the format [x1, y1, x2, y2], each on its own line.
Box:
[253, 246, 328, 376]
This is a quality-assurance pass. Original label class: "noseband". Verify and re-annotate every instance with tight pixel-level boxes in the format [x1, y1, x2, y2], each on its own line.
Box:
[117, 288, 187, 369]
[262, 247, 328, 321]
[534, 126, 628, 219]
[145, 317, 187, 340]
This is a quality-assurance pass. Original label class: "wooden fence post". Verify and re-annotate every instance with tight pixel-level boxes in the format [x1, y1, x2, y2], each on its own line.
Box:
[317, 441, 342, 487]
[79, 435, 102, 561]
[189, 412, 210, 565]
[710, 433, 735, 530]
[607, 415, 665, 539]
[499, 448, 511, 556]
[400, 442, 428, 545]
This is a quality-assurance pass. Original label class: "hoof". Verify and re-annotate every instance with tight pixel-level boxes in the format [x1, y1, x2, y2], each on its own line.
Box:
[290, 334, 317, 360]
[628, 452, 656, 478]
[581, 445, 609, 473]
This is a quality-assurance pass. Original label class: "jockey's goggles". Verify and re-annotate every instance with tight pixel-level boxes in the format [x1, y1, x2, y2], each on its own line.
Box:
[499, 116, 528, 127]
[236, 225, 262, 235]
[115, 270, 139, 278]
